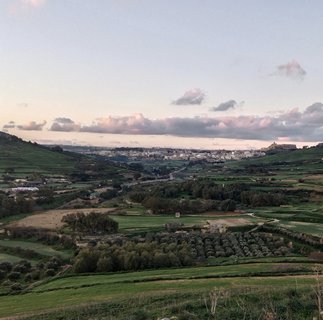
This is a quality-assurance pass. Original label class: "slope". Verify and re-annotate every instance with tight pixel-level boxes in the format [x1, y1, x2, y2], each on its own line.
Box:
[0, 132, 78, 176]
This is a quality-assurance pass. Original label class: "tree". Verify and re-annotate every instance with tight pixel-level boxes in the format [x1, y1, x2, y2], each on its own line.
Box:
[62, 212, 118, 235]
[37, 187, 54, 204]
[73, 250, 99, 273]
[96, 256, 114, 272]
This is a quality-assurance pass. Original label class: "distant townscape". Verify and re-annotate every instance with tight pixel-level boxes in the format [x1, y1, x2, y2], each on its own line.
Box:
[58, 145, 263, 162]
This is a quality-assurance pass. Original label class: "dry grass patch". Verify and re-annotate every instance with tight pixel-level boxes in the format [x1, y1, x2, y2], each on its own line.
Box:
[9, 208, 116, 230]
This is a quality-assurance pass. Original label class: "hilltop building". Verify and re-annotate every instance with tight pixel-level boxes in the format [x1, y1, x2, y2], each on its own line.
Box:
[261, 142, 297, 154]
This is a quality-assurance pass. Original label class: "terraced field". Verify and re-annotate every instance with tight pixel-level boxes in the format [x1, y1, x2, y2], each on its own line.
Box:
[0, 240, 71, 261]
[0, 139, 76, 176]
[0, 262, 321, 318]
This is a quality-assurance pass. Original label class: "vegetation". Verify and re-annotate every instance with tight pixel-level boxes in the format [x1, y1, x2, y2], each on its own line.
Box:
[0, 133, 322, 318]
[62, 211, 119, 235]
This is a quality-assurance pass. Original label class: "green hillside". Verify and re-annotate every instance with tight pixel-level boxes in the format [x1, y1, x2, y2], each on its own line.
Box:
[0, 132, 77, 176]
[228, 145, 323, 171]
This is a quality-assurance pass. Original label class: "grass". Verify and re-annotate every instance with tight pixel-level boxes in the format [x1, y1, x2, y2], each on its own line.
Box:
[0, 141, 76, 176]
[206, 255, 315, 265]
[249, 202, 323, 236]
[0, 253, 36, 264]
[0, 213, 31, 225]
[227, 147, 323, 169]
[33, 262, 318, 292]
[0, 262, 320, 318]
[109, 214, 261, 232]
[277, 221, 323, 237]
[0, 240, 71, 260]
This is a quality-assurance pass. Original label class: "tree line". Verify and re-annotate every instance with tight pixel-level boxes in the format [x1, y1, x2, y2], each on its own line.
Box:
[128, 178, 285, 214]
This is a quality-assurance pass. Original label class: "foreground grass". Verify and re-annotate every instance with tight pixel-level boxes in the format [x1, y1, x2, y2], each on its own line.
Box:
[23, 287, 319, 320]
[0, 276, 318, 318]
[0, 262, 321, 318]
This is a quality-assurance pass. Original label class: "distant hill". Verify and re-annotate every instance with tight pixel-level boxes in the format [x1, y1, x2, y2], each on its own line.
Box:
[0, 132, 138, 182]
[228, 144, 323, 171]
[0, 132, 78, 176]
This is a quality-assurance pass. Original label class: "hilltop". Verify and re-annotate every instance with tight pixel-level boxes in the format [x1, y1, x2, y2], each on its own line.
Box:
[0, 132, 133, 181]
[0, 132, 79, 176]
[227, 144, 323, 172]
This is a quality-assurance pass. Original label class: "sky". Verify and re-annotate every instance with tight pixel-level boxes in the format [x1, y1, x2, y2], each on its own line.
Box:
[1, 0, 323, 149]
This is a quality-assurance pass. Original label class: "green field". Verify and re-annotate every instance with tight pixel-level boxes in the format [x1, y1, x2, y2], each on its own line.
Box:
[0, 262, 320, 318]
[0, 140, 76, 176]
[278, 221, 323, 237]
[0, 240, 71, 260]
[227, 147, 323, 169]
[0, 253, 35, 264]
[0, 134, 322, 319]
[109, 214, 262, 232]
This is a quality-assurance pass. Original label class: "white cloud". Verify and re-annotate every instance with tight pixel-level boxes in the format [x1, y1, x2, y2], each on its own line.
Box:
[17, 120, 47, 131]
[22, 0, 46, 8]
[47, 102, 323, 142]
[8, 0, 46, 15]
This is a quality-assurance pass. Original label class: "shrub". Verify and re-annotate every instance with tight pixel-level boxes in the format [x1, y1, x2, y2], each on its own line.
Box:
[131, 309, 150, 320]
[8, 272, 21, 281]
[24, 273, 32, 282]
[0, 262, 12, 272]
[31, 270, 41, 280]
[13, 260, 31, 273]
[45, 269, 56, 277]
[10, 283, 23, 291]
[0, 270, 6, 280]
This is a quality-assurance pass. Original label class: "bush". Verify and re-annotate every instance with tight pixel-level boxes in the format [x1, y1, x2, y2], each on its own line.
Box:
[10, 283, 23, 292]
[0, 262, 12, 272]
[62, 212, 119, 234]
[31, 270, 41, 280]
[2, 280, 12, 287]
[45, 269, 56, 277]
[131, 309, 150, 320]
[8, 271, 21, 281]
[178, 311, 198, 320]
[13, 260, 31, 273]
[0, 270, 6, 280]
[24, 273, 32, 282]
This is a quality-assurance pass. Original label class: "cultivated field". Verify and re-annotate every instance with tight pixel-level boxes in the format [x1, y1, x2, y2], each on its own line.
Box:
[8, 208, 116, 230]
[0, 262, 321, 319]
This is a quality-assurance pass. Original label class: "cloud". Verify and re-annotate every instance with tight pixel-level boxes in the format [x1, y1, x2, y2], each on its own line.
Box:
[2, 121, 16, 130]
[211, 100, 238, 112]
[172, 88, 205, 105]
[47, 103, 323, 142]
[22, 0, 46, 8]
[274, 60, 306, 80]
[79, 113, 160, 135]
[8, 0, 46, 15]
[17, 103, 28, 108]
[50, 118, 81, 132]
[2, 121, 16, 132]
[17, 120, 46, 131]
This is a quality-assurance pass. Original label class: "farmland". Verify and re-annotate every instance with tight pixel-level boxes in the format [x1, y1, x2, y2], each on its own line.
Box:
[0, 133, 322, 319]
[0, 263, 322, 318]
